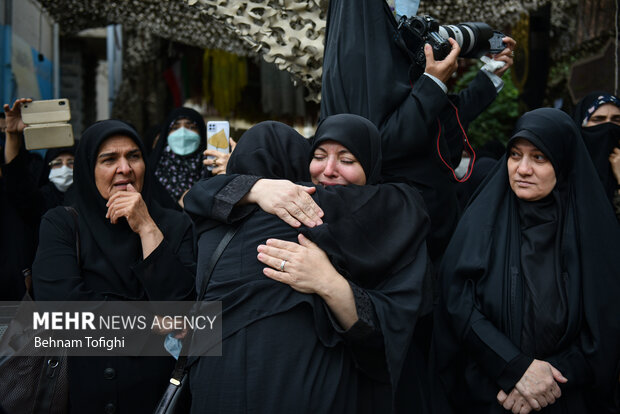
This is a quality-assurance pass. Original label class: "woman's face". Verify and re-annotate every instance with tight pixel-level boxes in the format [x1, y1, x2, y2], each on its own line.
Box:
[507, 138, 556, 201]
[49, 153, 75, 170]
[309, 140, 366, 186]
[168, 117, 200, 135]
[94, 135, 145, 200]
[586, 103, 620, 127]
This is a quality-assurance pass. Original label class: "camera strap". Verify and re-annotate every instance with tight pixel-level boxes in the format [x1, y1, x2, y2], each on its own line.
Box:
[435, 101, 476, 183]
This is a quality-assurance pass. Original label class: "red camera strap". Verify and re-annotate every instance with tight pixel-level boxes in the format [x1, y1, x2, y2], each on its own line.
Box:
[435, 100, 476, 182]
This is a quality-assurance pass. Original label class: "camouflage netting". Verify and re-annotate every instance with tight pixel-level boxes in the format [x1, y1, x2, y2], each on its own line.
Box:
[38, 0, 612, 103]
[37, 0, 255, 58]
[187, 0, 587, 100]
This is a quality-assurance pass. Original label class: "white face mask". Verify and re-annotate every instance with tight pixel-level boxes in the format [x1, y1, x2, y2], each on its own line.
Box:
[48, 165, 73, 192]
[455, 157, 470, 179]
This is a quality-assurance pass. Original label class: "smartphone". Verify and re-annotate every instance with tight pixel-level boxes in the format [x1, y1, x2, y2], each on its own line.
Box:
[22, 99, 74, 150]
[206, 121, 230, 172]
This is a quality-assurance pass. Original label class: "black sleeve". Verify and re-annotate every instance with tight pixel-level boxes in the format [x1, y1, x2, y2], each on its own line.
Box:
[379, 75, 451, 166]
[33, 208, 195, 302]
[323, 281, 389, 382]
[463, 308, 534, 392]
[32, 208, 106, 301]
[454, 70, 498, 127]
[1, 148, 44, 217]
[184, 174, 260, 224]
[131, 226, 196, 301]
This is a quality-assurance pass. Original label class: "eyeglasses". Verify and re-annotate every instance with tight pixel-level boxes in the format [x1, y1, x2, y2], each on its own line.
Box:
[49, 159, 75, 169]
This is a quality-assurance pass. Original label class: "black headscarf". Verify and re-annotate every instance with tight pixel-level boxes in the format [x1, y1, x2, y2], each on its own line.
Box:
[572, 91, 620, 204]
[227, 120, 311, 181]
[151, 107, 207, 203]
[433, 108, 620, 410]
[311, 114, 382, 184]
[72, 120, 187, 297]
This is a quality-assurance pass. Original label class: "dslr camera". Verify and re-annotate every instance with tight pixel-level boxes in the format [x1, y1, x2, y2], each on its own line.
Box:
[397, 15, 506, 69]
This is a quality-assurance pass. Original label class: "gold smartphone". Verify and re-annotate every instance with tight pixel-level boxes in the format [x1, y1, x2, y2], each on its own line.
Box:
[22, 99, 74, 150]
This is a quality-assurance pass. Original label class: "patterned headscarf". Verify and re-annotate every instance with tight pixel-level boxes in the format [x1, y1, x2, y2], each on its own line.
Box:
[581, 94, 620, 126]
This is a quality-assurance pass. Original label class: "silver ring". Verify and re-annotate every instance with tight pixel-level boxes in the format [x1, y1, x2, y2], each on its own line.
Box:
[280, 260, 287, 272]
[510, 51, 514, 57]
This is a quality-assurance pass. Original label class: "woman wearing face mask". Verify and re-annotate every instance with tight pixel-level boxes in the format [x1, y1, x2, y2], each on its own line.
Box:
[1, 99, 75, 300]
[150, 107, 207, 209]
[2, 99, 75, 215]
[184, 115, 431, 413]
[430, 108, 620, 414]
[572, 92, 620, 221]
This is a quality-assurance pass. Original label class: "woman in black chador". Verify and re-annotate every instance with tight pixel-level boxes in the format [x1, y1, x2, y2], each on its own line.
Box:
[185, 115, 431, 413]
[572, 91, 620, 220]
[431, 108, 620, 413]
[32, 120, 196, 413]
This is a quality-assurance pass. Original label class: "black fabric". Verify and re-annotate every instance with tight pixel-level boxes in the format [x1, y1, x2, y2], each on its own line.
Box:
[431, 108, 620, 413]
[150, 107, 207, 209]
[456, 157, 498, 211]
[31, 120, 196, 414]
[311, 113, 382, 184]
[226, 120, 311, 181]
[320, 0, 498, 261]
[0, 148, 45, 300]
[185, 120, 431, 413]
[572, 91, 620, 205]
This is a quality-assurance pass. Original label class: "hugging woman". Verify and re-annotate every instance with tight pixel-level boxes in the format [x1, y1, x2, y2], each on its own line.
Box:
[184, 114, 432, 413]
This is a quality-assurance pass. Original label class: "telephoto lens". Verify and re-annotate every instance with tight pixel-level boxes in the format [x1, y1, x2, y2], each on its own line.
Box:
[439, 23, 505, 58]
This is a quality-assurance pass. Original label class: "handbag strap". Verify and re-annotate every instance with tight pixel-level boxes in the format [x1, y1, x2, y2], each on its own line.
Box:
[170, 224, 240, 381]
[197, 225, 239, 302]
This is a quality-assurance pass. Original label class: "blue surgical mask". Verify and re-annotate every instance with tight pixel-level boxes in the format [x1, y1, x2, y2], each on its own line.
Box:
[395, 0, 420, 18]
[48, 165, 73, 192]
[167, 127, 201, 156]
[164, 333, 183, 360]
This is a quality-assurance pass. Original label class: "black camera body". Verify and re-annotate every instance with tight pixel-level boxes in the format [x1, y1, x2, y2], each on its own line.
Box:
[398, 15, 506, 69]
[399, 15, 452, 68]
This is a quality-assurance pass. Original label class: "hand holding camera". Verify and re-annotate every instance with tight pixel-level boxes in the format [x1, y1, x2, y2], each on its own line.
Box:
[424, 38, 460, 84]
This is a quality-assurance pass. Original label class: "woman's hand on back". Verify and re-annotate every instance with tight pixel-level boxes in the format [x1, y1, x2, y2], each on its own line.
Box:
[243, 179, 324, 228]
[257, 233, 358, 329]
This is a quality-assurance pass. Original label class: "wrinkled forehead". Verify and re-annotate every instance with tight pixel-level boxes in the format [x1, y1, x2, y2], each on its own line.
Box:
[97, 135, 142, 156]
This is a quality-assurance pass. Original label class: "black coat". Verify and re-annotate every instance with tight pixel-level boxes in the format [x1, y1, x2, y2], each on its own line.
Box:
[431, 109, 620, 413]
[32, 120, 196, 414]
[320, 0, 498, 261]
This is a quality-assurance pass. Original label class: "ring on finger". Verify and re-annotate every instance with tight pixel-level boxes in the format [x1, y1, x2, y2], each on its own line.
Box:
[279, 259, 287, 272]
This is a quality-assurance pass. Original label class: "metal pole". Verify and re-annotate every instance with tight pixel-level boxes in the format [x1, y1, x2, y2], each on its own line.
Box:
[1, 0, 13, 105]
[107, 24, 115, 116]
[53, 23, 59, 99]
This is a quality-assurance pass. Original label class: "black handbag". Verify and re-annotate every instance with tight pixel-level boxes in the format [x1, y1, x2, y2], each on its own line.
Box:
[154, 225, 239, 414]
[0, 206, 79, 414]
